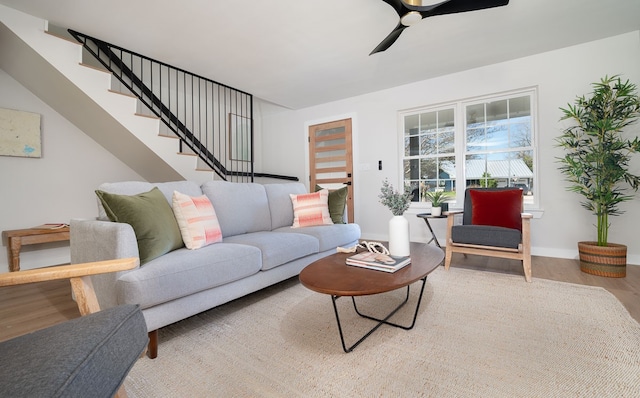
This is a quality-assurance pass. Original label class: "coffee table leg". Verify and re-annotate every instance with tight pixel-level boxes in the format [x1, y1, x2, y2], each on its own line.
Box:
[330, 277, 428, 353]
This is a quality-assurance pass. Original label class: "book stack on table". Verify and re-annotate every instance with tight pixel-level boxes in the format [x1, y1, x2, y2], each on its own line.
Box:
[346, 251, 411, 273]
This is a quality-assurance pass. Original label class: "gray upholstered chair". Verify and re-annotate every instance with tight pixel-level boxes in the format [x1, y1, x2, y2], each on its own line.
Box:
[444, 188, 532, 282]
[0, 258, 147, 397]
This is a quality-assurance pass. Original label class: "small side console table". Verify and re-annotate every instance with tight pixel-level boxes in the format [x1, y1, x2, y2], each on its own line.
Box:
[416, 213, 447, 248]
[2, 226, 70, 272]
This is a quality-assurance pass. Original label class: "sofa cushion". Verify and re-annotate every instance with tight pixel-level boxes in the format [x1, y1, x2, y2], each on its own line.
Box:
[96, 181, 154, 220]
[172, 191, 222, 249]
[224, 231, 319, 270]
[274, 223, 361, 252]
[201, 181, 272, 237]
[96, 181, 202, 221]
[0, 304, 147, 398]
[96, 187, 184, 264]
[290, 189, 333, 228]
[316, 184, 348, 224]
[451, 224, 521, 249]
[116, 243, 262, 309]
[264, 183, 307, 229]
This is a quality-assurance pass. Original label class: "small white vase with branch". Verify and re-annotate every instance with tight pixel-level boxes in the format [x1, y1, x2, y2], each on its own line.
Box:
[379, 179, 413, 256]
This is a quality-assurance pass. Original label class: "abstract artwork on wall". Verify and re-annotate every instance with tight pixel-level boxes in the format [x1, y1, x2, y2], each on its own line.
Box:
[0, 108, 41, 158]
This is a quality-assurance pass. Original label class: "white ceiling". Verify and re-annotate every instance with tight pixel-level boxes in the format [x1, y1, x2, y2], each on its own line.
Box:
[1, 0, 639, 110]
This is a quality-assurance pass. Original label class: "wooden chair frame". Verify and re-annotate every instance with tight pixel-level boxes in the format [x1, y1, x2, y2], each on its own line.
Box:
[444, 209, 533, 283]
[0, 258, 139, 397]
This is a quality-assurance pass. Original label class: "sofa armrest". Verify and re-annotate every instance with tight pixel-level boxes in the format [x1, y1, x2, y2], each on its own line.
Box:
[70, 219, 140, 309]
[70, 219, 139, 263]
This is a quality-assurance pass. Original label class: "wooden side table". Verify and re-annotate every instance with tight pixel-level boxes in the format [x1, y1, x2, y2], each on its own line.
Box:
[2, 226, 70, 272]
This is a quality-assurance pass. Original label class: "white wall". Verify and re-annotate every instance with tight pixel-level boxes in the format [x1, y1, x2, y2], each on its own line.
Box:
[259, 31, 640, 264]
[0, 69, 143, 272]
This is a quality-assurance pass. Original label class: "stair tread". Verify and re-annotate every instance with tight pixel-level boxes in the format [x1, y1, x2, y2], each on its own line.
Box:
[44, 31, 80, 45]
[79, 62, 110, 74]
[134, 113, 160, 120]
[108, 89, 136, 99]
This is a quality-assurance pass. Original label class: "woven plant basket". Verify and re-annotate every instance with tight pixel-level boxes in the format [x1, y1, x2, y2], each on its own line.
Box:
[577, 241, 627, 278]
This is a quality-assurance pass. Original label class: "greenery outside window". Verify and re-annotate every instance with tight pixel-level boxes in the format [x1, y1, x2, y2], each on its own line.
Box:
[401, 89, 537, 207]
[403, 107, 456, 202]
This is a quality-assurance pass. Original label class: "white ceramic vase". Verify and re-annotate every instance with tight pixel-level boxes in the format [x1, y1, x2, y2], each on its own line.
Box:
[431, 207, 442, 217]
[388, 215, 410, 257]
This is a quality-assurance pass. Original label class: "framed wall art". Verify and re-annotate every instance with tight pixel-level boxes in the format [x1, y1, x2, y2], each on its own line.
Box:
[0, 108, 41, 158]
[229, 113, 251, 162]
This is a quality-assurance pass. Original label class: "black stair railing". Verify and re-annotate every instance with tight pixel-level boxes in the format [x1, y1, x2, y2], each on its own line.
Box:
[68, 30, 297, 182]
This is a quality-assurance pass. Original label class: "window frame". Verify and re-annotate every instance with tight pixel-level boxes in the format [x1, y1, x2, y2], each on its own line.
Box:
[399, 87, 539, 210]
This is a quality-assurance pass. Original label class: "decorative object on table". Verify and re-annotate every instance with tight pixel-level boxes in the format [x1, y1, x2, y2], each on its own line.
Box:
[378, 179, 413, 256]
[423, 190, 453, 217]
[336, 245, 357, 253]
[356, 240, 390, 255]
[29, 223, 69, 230]
[346, 251, 411, 273]
[556, 75, 640, 277]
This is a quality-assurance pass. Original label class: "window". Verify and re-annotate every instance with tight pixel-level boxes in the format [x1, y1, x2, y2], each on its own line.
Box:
[404, 107, 456, 202]
[401, 89, 537, 207]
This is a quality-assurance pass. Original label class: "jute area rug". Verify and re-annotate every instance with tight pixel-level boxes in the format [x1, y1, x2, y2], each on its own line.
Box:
[125, 267, 640, 397]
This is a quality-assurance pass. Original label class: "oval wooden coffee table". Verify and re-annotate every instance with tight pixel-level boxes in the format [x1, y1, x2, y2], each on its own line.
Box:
[299, 242, 443, 352]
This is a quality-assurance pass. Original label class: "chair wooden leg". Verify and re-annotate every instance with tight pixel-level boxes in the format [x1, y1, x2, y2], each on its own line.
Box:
[444, 245, 453, 270]
[522, 256, 532, 283]
[444, 213, 455, 271]
[147, 330, 158, 359]
[69, 276, 101, 316]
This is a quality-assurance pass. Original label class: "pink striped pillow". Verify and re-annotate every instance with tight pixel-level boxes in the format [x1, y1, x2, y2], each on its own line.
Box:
[290, 189, 333, 228]
[172, 191, 222, 249]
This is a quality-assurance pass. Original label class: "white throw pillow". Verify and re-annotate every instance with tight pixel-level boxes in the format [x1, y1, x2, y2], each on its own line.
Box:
[172, 191, 222, 249]
[289, 189, 333, 228]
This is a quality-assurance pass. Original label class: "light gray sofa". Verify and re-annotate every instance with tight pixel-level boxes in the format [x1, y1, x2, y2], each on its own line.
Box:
[70, 180, 360, 358]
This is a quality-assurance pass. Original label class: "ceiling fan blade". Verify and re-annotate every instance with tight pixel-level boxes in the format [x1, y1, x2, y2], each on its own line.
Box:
[424, 0, 509, 17]
[381, 0, 408, 16]
[370, 22, 407, 55]
[371, 0, 509, 55]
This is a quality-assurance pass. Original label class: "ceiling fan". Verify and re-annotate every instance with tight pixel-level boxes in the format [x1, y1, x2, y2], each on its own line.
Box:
[370, 0, 510, 55]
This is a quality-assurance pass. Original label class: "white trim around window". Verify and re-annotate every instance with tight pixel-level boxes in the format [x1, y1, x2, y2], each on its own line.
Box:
[399, 87, 540, 212]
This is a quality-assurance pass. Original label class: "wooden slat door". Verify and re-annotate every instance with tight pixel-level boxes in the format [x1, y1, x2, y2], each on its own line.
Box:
[309, 119, 354, 223]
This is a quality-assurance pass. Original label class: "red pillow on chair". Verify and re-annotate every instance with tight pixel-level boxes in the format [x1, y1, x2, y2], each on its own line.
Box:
[470, 189, 522, 231]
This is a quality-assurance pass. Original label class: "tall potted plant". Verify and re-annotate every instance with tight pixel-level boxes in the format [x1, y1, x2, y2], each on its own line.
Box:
[556, 75, 640, 277]
[379, 178, 413, 256]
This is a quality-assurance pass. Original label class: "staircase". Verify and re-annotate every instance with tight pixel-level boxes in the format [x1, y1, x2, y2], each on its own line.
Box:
[0, 5, 260, 183]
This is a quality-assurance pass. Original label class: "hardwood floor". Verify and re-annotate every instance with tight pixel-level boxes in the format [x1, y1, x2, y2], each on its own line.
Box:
[0, 278, 80, 342]
[1, 254, 638, 343]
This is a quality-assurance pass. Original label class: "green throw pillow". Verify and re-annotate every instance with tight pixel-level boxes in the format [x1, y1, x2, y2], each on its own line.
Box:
[95, 187, 184, 264]
[315, 184, 348, 224]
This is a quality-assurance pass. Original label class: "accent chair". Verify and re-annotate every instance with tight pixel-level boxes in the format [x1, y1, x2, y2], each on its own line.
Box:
[0, 258, 147, 397]
[444, 187, 532, 282]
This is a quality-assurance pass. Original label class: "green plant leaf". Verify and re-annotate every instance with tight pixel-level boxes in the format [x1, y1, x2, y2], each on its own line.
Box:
[556, 75, 640, 246]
